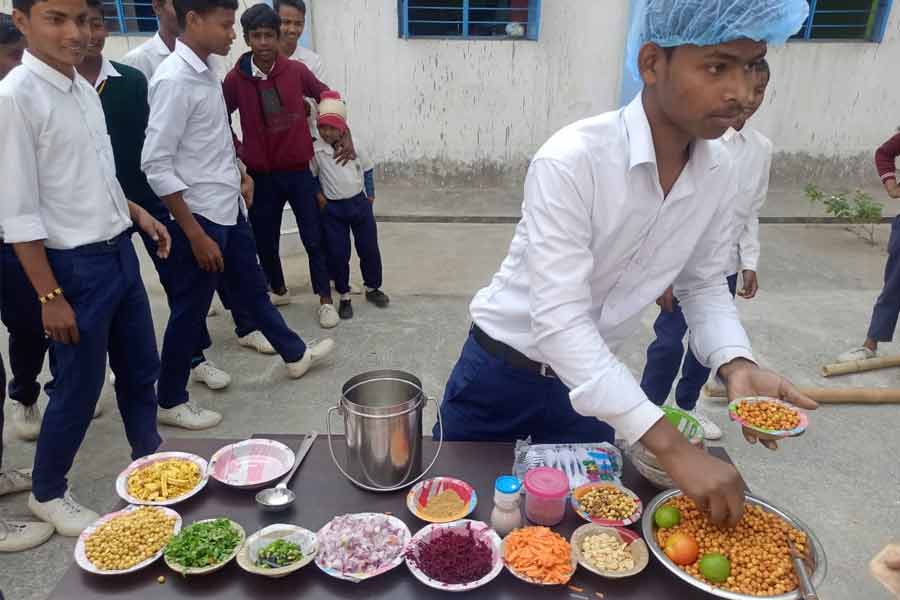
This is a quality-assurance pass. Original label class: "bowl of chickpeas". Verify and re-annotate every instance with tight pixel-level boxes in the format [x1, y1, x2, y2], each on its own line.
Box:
[728, 397, 809, 440]
[642, 490, 827, 599]
[571, 482, 643, 527]
[75, 506, 182, 575]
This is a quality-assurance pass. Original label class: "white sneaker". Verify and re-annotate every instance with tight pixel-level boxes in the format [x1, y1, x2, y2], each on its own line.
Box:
[269, 290, 292, 306]
[11, 403, 42, 441]
[837, 346, 877, 363]
[157, 401, 223, 430]
[0, 469, 33, 497]
[238, 331, 276, 355]
[318, 304, 339, 329]
[28, 491, 99, 537]
[286, 338, 335, 379]
[689, 408, 723, 441]
[0, 520, 55, 552]
[191, 361, 231, 390]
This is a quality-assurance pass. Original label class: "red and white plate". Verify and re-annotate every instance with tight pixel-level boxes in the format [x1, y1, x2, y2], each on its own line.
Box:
[208, 439, 295, 489]
[75, 505, 182, 575]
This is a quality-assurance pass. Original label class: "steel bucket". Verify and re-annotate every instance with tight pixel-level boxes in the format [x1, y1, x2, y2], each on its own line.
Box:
[326, 370, 442, 492]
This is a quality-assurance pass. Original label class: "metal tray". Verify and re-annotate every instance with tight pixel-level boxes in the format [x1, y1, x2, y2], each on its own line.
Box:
[641, 490, 827, 600]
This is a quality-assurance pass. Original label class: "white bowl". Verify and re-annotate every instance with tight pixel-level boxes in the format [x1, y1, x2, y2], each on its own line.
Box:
[236, 524, 318, 578]
[75, 506, 182, 575]
[115, 451, 208, 506]
[405, 520, 503, 592]
[315, 513, 411, 583]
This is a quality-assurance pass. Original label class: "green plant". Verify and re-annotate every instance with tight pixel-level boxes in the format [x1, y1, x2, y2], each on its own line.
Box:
[804, 184, 884, 245]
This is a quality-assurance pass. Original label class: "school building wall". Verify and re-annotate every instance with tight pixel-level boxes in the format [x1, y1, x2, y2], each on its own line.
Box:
[4, 0, 897, 186]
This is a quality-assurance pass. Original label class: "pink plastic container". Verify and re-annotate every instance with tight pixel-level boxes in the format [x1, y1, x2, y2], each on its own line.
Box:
[523, 467, 569, 526]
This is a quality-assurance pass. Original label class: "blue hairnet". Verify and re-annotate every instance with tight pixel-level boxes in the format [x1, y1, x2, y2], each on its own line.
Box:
[625, 0, 809, 80]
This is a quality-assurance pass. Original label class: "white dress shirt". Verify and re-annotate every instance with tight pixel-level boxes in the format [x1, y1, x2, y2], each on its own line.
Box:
[469, 95, 754, 445]
[142, 41, 242, 226]
[121, 33, 227, 82]
[722, 126, 772, 274]
[311, 139, 373, 200]
[0, 51, 132, 249]
[290, 44, 326, 81]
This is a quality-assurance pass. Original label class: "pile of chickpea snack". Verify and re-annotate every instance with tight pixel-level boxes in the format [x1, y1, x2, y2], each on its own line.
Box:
[84, 508, 178, 571]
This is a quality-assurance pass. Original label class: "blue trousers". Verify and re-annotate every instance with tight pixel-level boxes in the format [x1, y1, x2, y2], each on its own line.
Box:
[0, 243, 50, 407]
[321, 193, 383, 295]
[433, 332, 615, 444]
[250, 170, 330, 297]
[157, 213, 307, 409]
[867, 215, 900, 342]
[641, 274, 739, 411]
[33, 235, 162, 501]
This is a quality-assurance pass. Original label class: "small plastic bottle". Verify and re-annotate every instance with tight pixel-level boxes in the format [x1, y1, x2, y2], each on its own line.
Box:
[490, 475, 523, 537]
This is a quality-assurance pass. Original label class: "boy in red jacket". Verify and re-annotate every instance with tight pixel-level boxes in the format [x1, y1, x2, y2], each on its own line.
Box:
[223, 4, 353, 329]
[838, 130, 900, 362]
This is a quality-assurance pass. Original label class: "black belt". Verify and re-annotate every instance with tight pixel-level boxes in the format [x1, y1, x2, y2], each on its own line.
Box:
[471, 324, 557, 378]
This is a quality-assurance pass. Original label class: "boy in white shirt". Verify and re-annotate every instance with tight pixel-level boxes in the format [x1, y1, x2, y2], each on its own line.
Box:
[142, 0, 335, 430]
[313, 93, 389, 319]
[640, 61, 772, 441]
[276, 0, 324, 80]
[1, 0, 171, 535]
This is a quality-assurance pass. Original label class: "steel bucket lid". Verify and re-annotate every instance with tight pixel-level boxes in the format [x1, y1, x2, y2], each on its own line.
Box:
[341, 370, 424, 418]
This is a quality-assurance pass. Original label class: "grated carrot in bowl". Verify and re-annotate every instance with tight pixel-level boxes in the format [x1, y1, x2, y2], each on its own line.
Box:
[503, 526, 574, 585]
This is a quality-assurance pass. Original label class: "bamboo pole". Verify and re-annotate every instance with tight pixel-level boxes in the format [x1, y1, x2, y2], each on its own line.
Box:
[821, 355, 900, 377]
[703, 384, 900, 404]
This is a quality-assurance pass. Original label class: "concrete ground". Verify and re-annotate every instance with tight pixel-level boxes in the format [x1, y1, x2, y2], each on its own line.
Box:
[2, 181, 899, 600]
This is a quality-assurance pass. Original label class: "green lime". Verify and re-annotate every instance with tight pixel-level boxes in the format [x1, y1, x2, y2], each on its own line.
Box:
[654, 505, 681, 529]
[699, 553, 731, 583]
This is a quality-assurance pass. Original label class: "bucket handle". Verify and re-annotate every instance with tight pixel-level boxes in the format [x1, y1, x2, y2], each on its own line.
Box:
[326, 396, 444, 493]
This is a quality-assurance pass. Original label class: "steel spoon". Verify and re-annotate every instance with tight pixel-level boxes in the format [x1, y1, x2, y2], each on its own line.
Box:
[256, 431, 318, 511]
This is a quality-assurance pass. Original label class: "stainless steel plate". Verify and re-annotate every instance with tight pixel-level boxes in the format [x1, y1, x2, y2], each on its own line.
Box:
[641, 490, 827, 600]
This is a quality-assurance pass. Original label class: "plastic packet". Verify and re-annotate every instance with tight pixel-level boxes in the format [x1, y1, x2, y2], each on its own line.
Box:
[512, 438, 623, 491]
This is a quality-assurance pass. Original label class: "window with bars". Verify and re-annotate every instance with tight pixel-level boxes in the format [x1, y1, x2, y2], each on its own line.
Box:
[103, 0, 159, 34]
[398, 0, 541, 40]
[792, 0, 893, 41]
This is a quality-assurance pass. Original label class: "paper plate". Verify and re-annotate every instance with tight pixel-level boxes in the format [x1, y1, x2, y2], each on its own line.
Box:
[164, 518, 246, 576]
[315, 513, 411, 583]
[405, 520, 503, 592]
[208, 439, 295, 490]
[115, 451, 209, 506]
[571, 523, 649, 579]
[406, 477, 477, 523]
[571, 482, 643, 527]
[75, 506, 182, 575]
[236, 524, 318, 578]
[728, 397, 809, 439]
[501, 529, 577, 586]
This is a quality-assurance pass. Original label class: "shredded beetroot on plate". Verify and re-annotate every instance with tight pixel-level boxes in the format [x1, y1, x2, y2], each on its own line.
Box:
[406, 522, 494, 585]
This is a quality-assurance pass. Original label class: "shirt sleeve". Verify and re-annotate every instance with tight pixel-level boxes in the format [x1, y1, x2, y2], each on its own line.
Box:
[296, 61, 330, 103]
[676, 169, 755, 377]
[141, 78, 190, 198]
[0, 94, 48, 243]
[738, 139, 772, 272]
[875, 132, 900, 182]
[524, 158, 663, 445]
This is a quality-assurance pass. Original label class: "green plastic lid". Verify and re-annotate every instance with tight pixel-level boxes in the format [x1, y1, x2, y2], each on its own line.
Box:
[662, 407, 703, 444]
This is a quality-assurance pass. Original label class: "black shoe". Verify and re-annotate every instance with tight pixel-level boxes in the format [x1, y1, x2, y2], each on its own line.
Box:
[365, 289, 390, 308]
[338, 299, 354, 319]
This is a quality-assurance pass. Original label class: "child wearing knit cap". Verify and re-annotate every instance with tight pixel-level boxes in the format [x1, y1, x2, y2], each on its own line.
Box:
[313, 92, 389, 319]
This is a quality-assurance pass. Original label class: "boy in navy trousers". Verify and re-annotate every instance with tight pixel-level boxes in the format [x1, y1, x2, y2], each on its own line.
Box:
[2, 0, 169, 535]
[142, 0, 335, 425]
[313, 92, 390, 319]
[640, 61, 772, 441]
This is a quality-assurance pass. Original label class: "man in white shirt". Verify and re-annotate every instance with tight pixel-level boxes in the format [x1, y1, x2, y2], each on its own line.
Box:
[142, 0, 335, 430]
[641, 61, 773, 441]
[2, 0, 172, 536]
[434, 0, 816, 527]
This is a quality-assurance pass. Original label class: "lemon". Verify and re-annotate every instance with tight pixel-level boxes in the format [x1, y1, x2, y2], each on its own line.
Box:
[699, 552, 731, 583]
[654, 505, 681, 529]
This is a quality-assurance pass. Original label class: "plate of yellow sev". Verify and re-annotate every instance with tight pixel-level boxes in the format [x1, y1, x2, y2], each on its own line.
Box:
[116, 452, 209, 506]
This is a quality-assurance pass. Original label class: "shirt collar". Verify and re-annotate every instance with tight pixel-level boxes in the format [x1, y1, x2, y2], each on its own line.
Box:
[250, 56, 271, 79]
[21, 50, 76, 93]
[722, 127, 744, 143]
[174, 39, 209, 74]
[95, 57, 122, 89]
[151, 32, 172, 56]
